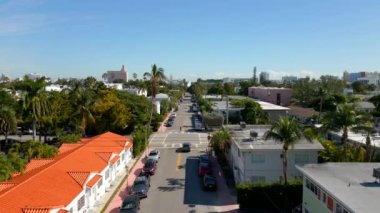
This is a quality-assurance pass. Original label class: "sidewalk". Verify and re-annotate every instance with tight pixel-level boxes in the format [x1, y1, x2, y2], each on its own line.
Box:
[90, 156, 140, 213]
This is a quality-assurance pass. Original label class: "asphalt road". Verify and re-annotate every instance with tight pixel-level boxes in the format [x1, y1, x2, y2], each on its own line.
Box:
[138, 96, 238, 213]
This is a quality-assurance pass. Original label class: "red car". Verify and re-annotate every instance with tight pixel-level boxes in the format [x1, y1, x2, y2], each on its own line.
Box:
[142, 159, 157, 175]
[198, 154, 211, 176]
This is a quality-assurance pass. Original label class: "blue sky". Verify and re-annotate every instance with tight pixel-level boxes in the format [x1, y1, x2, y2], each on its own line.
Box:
[0, 0, 379, 81]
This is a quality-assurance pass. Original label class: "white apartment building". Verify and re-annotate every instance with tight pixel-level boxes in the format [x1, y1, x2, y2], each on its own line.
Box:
[227, 125, 324, 184]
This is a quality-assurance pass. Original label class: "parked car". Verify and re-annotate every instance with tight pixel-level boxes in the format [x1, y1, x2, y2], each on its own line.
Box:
[170, 113, 176, 118]
[147, 150, 160, 162]
[203, 175, 217, 191]
[141, 159, 157, 175]
[119, 194, 140, 213]
[130, 176, 150, 198]
[166, 120, 173, 127]
[179, 142, 191, 152]
[198, 154, 211, 176]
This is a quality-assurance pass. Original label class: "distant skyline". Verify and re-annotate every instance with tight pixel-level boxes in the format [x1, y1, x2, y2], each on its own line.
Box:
[0, 0, 379, 81]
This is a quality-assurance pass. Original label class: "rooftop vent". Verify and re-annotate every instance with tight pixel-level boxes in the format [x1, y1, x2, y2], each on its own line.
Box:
[250, 130, 258, 140]
[373, 168, 380, 181]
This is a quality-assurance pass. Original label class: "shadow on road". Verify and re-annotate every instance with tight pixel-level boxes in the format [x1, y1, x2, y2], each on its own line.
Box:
[183, 156, 236, 208]
[158, 178, 185, 192]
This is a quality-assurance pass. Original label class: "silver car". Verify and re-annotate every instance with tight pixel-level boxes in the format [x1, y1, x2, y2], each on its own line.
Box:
[147, 150, 160, 162]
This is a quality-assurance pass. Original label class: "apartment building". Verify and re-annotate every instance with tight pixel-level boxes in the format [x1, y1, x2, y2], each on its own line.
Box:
[0, 132, 133, 212]
[227, 125, 323, 184]
[248, 87, 292, 106]
[297, 163, 380, 213]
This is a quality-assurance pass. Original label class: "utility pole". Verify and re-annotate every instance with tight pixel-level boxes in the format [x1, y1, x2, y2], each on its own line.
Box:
[226, 95, 229, 125]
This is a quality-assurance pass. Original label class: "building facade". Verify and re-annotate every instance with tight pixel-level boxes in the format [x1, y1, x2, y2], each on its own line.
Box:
[297, 163, 380, 213]
[248, 87, 293, 106]
[106, 65, 128, 83]
[0, 132, 133, 212]
[227, 125, 324, 184]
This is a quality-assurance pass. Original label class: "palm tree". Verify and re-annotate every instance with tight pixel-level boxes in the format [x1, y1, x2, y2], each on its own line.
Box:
[322, 103, 358, 161]
[17, 77, 49, 141]
[264, 116, 303, 184]
[143, 64, 166, 99]
[0, 106, 17, 148]
[352, 112, 376, 162]
[69, 85, 95, 136]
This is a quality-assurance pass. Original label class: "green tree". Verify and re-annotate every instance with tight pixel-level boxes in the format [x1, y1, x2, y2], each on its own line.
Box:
[0, 106, 17, 146]
[143, 64, 166, 99]
[352, 113, 376, 162]
[0, 153, 13, 181]
[321, 104, 358, 161]
[240, 100, 269, 124]
[264, 116, 304, 184]
[351, 81, 366, 94]
[210, 128, 231, 166]
[15, 77, 49, 140]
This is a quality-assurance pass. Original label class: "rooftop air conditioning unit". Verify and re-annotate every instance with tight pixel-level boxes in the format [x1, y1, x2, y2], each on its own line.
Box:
[250, 130, 258, 140]
[373, 168, 380, 179]
[240, 122, 246, 129]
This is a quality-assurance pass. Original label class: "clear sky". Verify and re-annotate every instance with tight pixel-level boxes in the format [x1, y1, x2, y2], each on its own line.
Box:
[0, 0, 379, 81]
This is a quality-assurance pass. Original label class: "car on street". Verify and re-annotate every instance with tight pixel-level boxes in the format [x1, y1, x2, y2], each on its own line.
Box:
[169, 113, 176, 118]
[198, 154, 211, 176]
[203, 175, 217, 191]
[130, 176, 150, 198]
[147, 150, 160, 162]
[179, 142, 191, 152]
[166, 120, 174, 127]
[141, 159, 157, 175]
[119, 194, 140, 213]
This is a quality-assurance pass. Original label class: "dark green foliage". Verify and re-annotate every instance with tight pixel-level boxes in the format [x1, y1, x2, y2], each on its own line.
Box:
[236, 180, 303, 211]
[203, 113, 224, 129]
[59, 133, 81, 143]
[131, 125, 152, 158]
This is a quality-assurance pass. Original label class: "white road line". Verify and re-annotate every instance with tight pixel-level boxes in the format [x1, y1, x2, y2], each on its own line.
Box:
[162, 133, 169, 144]
[198, 133, 201, 143]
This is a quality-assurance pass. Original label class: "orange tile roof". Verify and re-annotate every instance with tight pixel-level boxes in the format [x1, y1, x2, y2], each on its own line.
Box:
[110, 155, 120, 164]
[58, 143, 83, 155]
[86, 175, 102, 188]
[22, 208, 51, 213]
[67, 172, 90, 187]
[0, 131, 133, 212]
[24, 159, 55, 174]
[0, 183, 16, 193]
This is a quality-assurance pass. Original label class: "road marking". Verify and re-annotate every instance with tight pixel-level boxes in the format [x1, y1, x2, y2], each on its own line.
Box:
[162, 133, 169, 144]
[176, 153, 182, 171]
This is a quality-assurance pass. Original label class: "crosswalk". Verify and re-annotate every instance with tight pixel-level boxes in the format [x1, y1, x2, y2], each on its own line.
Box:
[148, 132, 210, 150]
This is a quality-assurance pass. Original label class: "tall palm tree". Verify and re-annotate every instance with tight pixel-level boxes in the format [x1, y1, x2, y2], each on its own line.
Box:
[264, 116, 303, 184]
[322, 103, 358, 161]
[143, 64, 166, 99]
[17, 77, 49, 141]
[352, 112, 375, 162]
[69, 85, 95, 136]
[0, 106, 17, 147]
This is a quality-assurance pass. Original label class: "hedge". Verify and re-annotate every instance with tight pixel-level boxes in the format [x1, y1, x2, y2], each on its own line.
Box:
[236, 179, 303, 212]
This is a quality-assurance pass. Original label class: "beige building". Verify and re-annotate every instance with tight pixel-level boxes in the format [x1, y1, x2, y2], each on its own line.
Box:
[248, 87, 292, 106]
[106, 65, 128, 83]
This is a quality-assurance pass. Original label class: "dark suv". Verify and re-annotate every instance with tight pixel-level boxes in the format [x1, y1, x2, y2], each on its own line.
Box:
[119, 194, 140, 213]
[130, 176, 150, 198]
[142, 159, 157, 175]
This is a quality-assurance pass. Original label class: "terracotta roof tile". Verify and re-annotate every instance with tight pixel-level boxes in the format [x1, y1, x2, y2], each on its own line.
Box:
[96, 152, 113, 163]
[22, 207, 51, 213]
[58, 143, 83, 155]
[110, 156, 120, 164]
[24, 159, 55, 174]
[0, 183, 16, 193]
[67, 172, 90, 187]
[0, 131, 133, 212]
[86, 175, 101, 188]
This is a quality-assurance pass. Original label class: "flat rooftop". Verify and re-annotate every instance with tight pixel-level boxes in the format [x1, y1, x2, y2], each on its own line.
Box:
[227, 125, 324, 151]
[298, 163, 380, 213]
[329, 131, 380, 148]
[213, 100, 289, 111]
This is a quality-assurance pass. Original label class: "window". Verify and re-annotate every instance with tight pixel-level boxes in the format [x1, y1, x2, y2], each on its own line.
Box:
[327, 196, 334, 211]
[105, 170, 109, 179]
[295, 153, 309, 164]
[77, 195, 85, 211]
[322, 192, 327, 203]
[117, 159, 120, 166]
[306, 178, 310, 189]
[336, 203, 343, 213]
[251, 154, 265, 163]
[98, 178, 103, 188]
[251, 176, 266, 183]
